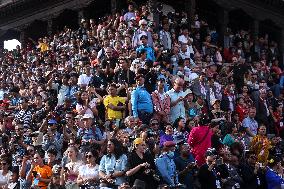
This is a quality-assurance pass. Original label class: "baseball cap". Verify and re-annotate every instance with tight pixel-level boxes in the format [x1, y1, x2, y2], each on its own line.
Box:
[48, 119, 57, 125]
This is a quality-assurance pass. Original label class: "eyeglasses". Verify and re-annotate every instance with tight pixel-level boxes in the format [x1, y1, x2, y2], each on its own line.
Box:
[151, 123, 159, 125]
[85, 155, 93, 159]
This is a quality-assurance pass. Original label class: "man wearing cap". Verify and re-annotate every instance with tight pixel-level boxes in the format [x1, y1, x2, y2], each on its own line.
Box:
[76, 114, 105, 145]
[131, 74, 153, 125]
[155, 141, 180, 188]
[136, 35, 155, 62]
[42, 119, 63, 159]
[132, 19, 153, 48]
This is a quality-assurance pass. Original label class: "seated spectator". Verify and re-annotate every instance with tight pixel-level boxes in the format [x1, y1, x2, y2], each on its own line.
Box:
[265, 156, 284, 189]
[174, 143, 196, 189]
[126, 138, 158, 189]
[155, 141, 180, 187]
[27, 150, 52, 189]
[77, 148, 99, 188]
[99, 139, 128, 188]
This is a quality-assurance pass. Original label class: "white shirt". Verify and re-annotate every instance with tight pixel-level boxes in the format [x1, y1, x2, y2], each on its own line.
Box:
[0, 170, 12, 186]
[166, 89, 186, 123]
[76, 98, 98, 117]
[78, 74, 92, 86]
[178, 35, 193, 44]
[78, 164, 99, 180]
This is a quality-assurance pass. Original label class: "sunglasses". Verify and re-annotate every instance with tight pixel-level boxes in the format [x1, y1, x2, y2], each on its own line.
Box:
[151, 123, 159, 125]
[27, 149, 34, 152]
[85, 155, 93, 159]
[0, 163, 7, 165]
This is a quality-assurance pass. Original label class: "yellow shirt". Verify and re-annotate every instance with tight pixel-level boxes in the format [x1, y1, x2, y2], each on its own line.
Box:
[103, 95, 126, 119]
[38, 42, 49, 52]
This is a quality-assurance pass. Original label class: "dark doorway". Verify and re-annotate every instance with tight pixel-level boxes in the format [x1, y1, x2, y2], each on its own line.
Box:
[53, 9, 78, 32]
[259, 19, 281, 42]
[26, 20, 47, 40]
[84, 0, 112, 21]
[228, 9, 252, 32]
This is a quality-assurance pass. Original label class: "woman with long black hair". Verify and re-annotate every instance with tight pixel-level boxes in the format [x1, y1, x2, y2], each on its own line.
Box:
[99, 138, 127, 188]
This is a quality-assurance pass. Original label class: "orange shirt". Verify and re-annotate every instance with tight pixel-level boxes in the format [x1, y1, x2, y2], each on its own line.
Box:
[33, 165, 52, 189]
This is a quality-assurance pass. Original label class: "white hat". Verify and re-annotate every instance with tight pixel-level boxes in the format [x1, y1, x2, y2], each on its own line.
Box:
[139, 19, 148, 26]
[82, 114, 94, 119]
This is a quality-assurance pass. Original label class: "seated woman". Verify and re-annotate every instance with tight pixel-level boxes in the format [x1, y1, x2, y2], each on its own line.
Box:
[126, 138, 158, 189]
[99, 139, 127, 188]
[60, 146, 82, 189]
[77, 148, 100, 189]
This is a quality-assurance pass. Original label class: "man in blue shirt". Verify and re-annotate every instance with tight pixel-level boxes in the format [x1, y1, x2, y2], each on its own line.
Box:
[155, 141, 181, 188]
[136, 35, 155, 62]
[131, 74, 153, 124]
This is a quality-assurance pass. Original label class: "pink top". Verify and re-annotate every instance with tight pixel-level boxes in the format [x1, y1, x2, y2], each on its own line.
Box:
[187, 126, 212, 167]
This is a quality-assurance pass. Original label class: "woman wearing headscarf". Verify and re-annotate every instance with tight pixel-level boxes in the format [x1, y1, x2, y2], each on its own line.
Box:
[126, 138, 158, 189]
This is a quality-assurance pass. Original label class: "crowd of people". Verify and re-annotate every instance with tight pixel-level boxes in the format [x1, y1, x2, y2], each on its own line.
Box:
[0, 1, 284, 189]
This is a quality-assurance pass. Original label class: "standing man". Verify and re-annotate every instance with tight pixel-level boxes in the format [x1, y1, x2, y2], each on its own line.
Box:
[131, 74, 153, 124]
[159, 23, 172, 50]
[242, 107, 259, 137]
[136, 35, 155, 62]
[166, 78, 187, 123]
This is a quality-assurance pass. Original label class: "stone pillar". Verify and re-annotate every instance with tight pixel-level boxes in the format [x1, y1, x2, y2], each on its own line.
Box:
[148, 0, 159, 30]
[111, 0, 117, 15]
[281, 28, 284, 68]
[78, 9, 85, 25]
[184, 0, 196, 21]
[252, 19, 259, 38]
[218, 9, 229, 47]
[47, 17, 53, 36]
[19, 29, 26, 48]
[0, 41, 4, 49]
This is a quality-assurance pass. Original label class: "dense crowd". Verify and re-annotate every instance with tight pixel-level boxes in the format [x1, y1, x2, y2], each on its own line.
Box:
[0, 1, 284, 189]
